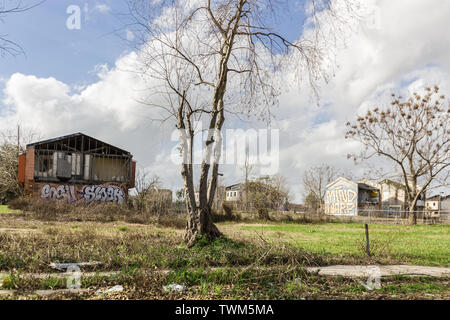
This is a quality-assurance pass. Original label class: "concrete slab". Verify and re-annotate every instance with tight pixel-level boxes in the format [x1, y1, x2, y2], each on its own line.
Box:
[306, 265, 450, 277]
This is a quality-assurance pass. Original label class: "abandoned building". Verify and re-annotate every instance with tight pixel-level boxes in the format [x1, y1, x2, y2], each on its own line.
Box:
[324, 177, 428, 216]
[425, 194, 450, 220]
[324, 177, 379, 216]
[18, 133, 136, 204]
[225, 183, 243, 202]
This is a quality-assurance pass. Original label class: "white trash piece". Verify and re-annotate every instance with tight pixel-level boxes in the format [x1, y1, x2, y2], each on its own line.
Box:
[163, 284, 188, 292]
[50, 262, 101, 271]
[97, 285, 124, 295]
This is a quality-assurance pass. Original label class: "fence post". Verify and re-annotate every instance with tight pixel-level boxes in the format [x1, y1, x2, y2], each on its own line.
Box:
[365, 223, 371, 256]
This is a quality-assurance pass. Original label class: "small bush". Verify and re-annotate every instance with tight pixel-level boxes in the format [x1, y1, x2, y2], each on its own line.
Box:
[258, 208, 270, 220]
[211, 204, 241, 222]
[157, 214, 186, 229]
[10, 197, 154, 224]
[7, 197, 30, 210]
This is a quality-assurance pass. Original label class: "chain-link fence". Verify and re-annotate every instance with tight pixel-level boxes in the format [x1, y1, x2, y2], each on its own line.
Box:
[333, 209, 450, 225]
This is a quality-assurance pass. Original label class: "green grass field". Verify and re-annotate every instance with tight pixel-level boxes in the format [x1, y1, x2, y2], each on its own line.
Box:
[0, 205, 20, 214]
[237, 222, 450, 266]
[0, 210, 448, 299]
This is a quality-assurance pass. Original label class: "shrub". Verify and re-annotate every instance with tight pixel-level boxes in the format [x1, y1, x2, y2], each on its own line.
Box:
[157, 214, 186, 229]
[8, 197, 156, 223]
[8, 197, 30, 210]
[211, 205, 241, 223]
[258, 208, 270, 220]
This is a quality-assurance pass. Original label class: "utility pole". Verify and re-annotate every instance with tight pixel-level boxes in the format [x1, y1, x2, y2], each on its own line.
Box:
[17, 125, 20, 156]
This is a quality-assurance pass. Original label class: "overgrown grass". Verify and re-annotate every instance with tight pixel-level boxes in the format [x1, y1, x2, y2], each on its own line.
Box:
[0, 205, 20, 214]
[0, 213, 449, 300]
[0, 224, 325, 274]
[238, 222, 450, 266]
[7, 197, 186, 229]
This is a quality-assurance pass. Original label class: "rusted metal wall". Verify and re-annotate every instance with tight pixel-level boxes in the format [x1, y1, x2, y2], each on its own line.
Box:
[18, 153, 26, 183]
[130, 161, 136, 189]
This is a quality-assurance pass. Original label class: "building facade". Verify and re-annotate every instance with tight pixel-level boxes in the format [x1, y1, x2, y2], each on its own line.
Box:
[324, 177, 379, 216]
[324, 177, 428, 217]
[225, 183, 243, 202]
[425, 195, 450, 220]
[18, 133, 136, 204]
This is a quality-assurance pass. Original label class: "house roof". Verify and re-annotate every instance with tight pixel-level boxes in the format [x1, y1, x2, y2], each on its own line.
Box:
[325, 176, 357, 189]
[225, 183, 243, 190]
[427, 194, 450, 201]
[379, 179, 406, 190]
[27, 132, 131, 156]
[357, 183, 379, 191]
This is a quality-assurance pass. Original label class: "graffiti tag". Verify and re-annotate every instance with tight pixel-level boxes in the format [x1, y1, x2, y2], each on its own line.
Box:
[41, 184, 77, 203]
[40, 184, 125, 204]
[80, 185, 125, 204]
[325, 186, 357, 215]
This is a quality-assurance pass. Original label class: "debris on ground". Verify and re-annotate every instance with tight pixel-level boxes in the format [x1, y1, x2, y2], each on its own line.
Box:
[163, 284, 188, 292]
[50, 262, 102, 271]
[96, 285, 124, 295]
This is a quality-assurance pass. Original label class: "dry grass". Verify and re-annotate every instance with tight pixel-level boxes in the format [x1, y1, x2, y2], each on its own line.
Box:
[0, 203, 449, 300]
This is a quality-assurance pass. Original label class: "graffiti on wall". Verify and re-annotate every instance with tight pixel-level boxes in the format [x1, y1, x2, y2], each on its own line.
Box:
[80, 185, 125, 204]
[41, 184, 77, 203]
[325, 185, 357, 215]
[39, 183, 125, 204]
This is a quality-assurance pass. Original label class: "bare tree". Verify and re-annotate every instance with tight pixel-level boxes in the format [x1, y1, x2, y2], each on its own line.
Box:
[133, 167, 161, 212]
[129, 0, 358, 246]
[0, 0, 45, 56]
[0, 127, 40, 203]
[240, 148, 253, 211]
[270, 174, 290, 210]
[302, 163, 339, 214]
[346, 86, 450, 225]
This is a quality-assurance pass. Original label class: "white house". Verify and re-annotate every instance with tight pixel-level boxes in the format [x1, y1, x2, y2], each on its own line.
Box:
[225, 183, 242, 202]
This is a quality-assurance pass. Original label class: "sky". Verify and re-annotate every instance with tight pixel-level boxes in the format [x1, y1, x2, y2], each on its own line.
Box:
[0, 0, 449, 202]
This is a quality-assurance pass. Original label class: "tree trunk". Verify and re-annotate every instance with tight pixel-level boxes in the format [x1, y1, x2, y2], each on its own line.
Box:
[408, 204, 417, 225]
[184, 203, 221, 247]
[180, 132, 223, 247]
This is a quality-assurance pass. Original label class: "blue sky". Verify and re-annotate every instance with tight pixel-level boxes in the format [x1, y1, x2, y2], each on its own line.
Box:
[0, 0, 305, 90]
[0, 0, 131, 86]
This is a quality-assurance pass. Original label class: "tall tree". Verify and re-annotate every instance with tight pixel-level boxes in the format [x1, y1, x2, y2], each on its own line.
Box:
[240, 148, 253, 211]
[346, 86, 449, 224]
[133, 168, 161, 212]
[129, 0, 357, 246]
[302, 163, 339, 214]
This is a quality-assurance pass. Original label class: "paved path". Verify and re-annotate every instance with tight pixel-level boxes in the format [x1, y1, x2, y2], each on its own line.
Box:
[306, 265, 450, 277]
[0, 271, 120, 279]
